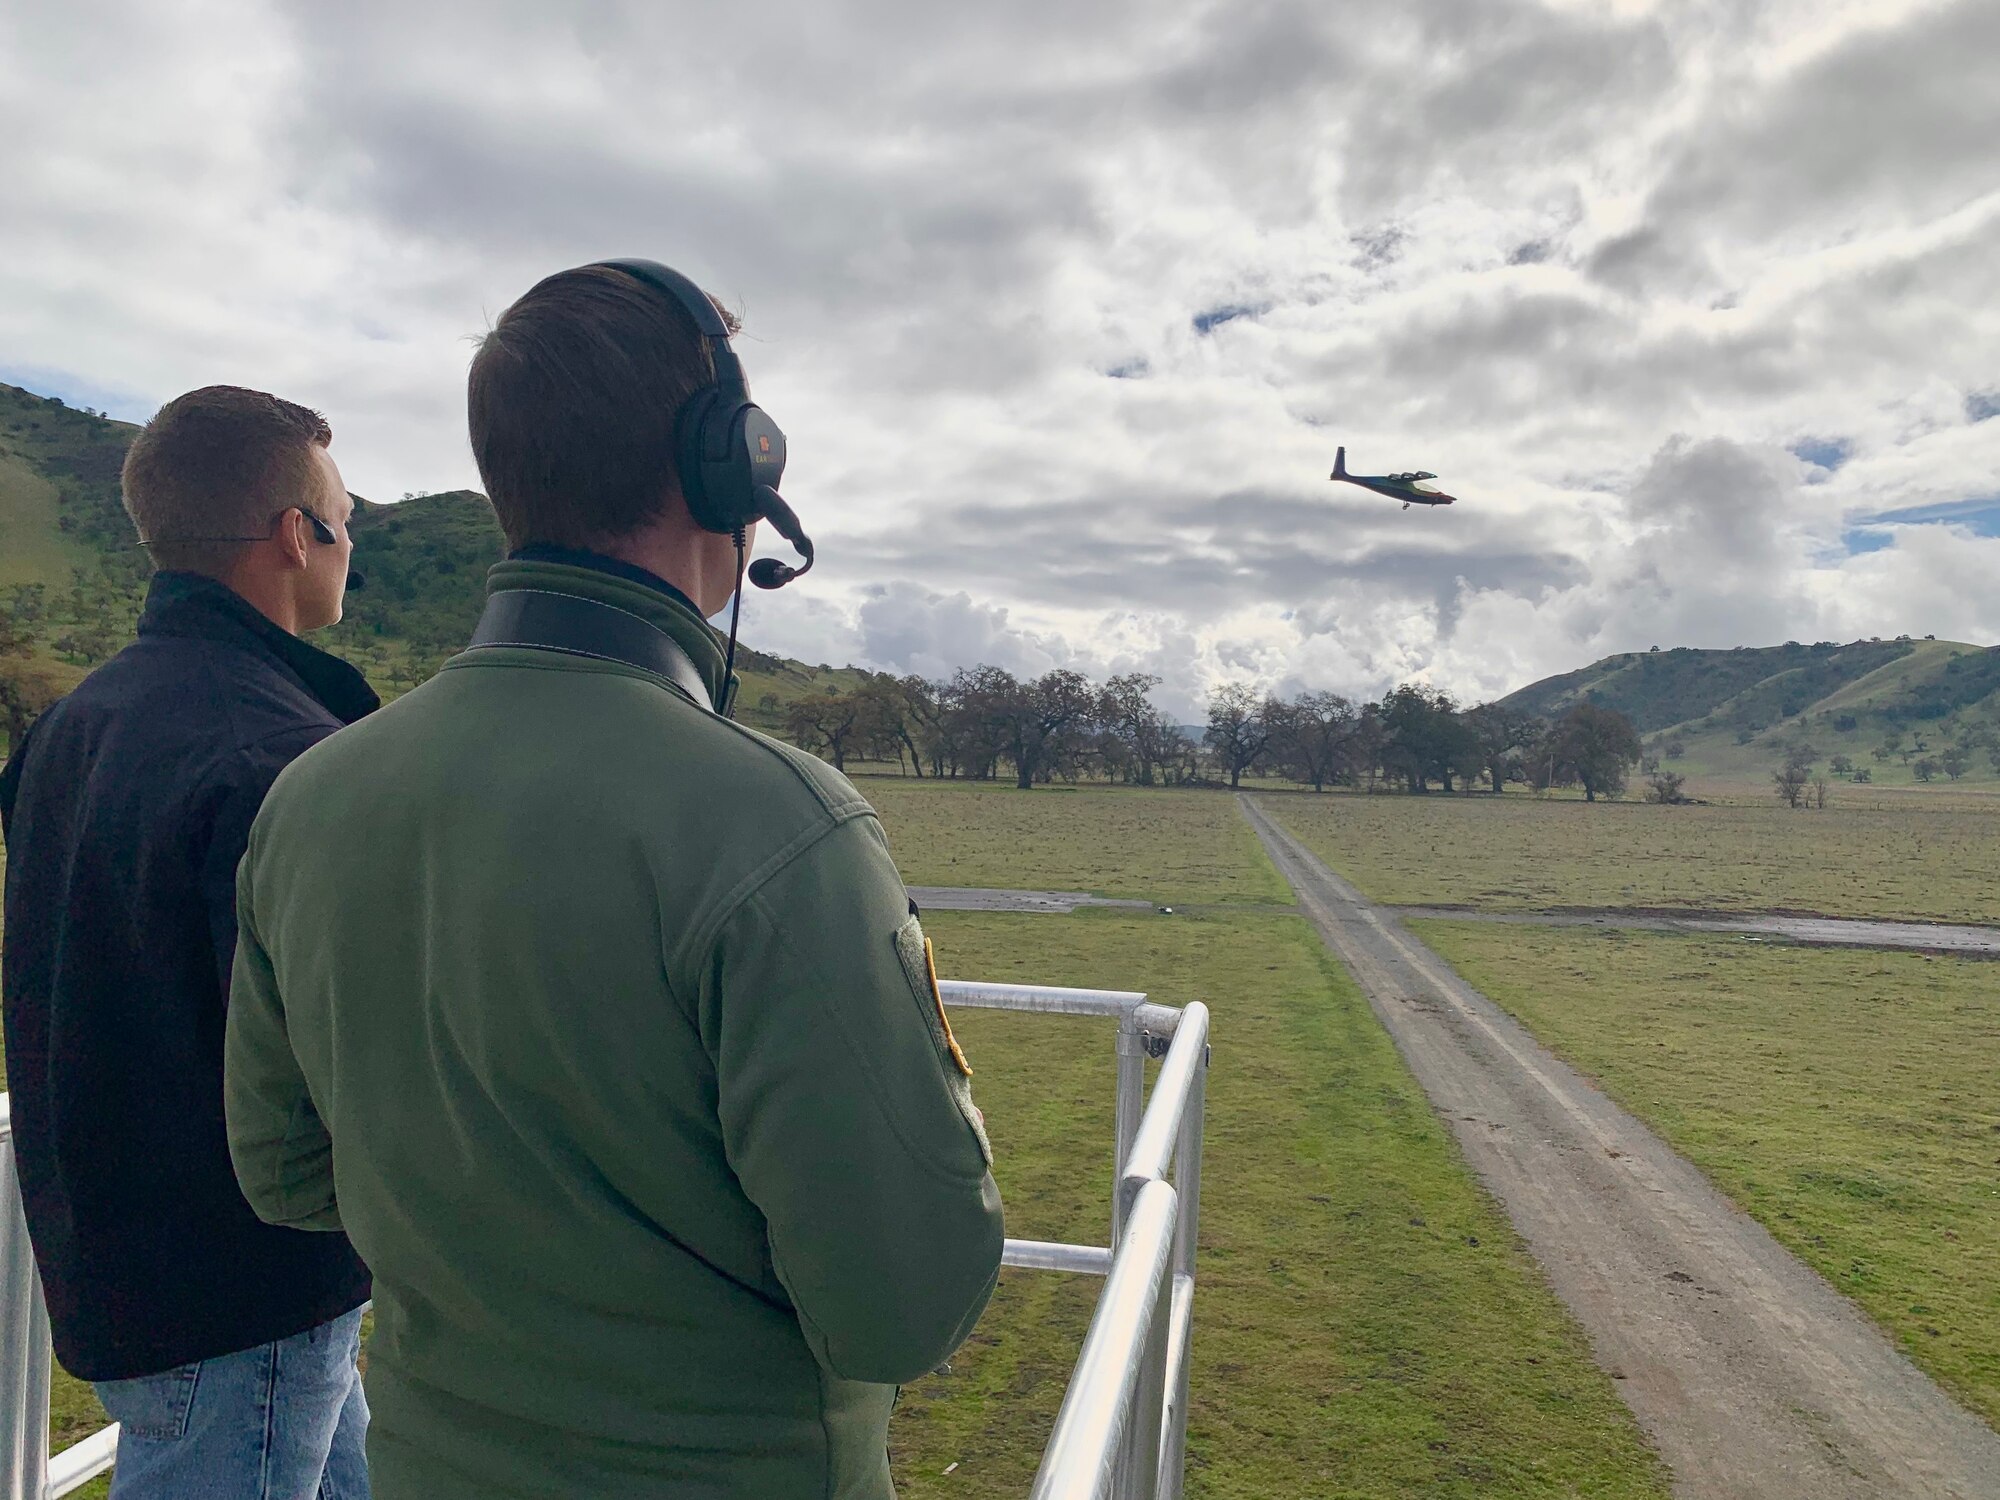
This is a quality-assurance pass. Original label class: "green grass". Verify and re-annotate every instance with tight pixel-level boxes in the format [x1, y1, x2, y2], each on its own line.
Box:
[1411, 920, 2000, 1427]
[1, 773, 1669, 1496]
[890, 910, 1669, 1497]
[865, 780, 1294, 905]
[1261, 789, 2000, 923]
[0, 446, 92, 591]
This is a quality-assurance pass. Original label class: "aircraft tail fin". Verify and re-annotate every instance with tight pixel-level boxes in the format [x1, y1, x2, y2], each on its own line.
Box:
[1331, 445, 1347, 479]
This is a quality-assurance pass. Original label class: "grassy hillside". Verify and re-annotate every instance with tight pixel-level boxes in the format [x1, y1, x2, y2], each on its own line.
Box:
[1502, 638, 2000, 792]
[0, 380, 865, 741]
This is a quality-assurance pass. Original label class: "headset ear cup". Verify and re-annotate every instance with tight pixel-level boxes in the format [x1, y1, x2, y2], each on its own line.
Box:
[703, 402, 755, 532]
[674, 387, 727, 532]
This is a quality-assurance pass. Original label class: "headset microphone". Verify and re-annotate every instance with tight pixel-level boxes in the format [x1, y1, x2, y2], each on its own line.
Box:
[746, 485, 813, 590]
[347, 570, 367, 591]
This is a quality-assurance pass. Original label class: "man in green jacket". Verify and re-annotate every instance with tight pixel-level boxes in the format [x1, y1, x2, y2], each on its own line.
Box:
[224, 260, 1005, 1499]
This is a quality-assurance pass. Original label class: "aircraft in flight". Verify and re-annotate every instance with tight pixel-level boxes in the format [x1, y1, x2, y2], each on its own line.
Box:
[1328, 446, 1457, 509]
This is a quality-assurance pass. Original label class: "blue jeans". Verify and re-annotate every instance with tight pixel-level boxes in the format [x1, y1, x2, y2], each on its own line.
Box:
[92, 1306, 369, 1500]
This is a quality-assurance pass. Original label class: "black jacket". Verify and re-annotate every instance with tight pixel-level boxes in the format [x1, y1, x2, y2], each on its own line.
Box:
[0, 573, 376, 1380]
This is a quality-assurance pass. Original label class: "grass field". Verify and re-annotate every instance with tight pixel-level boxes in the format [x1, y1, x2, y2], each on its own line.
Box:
[864, 779, 1295, 905]
[0, 446, 90, 592]
[1261, 789, 2000, 924]
[1, 784, 1675, 1496]
[1411, 919, 2000, 1427]
[889, 908, 1668, 1497]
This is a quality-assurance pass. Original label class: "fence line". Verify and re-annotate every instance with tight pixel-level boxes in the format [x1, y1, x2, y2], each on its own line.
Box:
[2, 982, 1211, 1500]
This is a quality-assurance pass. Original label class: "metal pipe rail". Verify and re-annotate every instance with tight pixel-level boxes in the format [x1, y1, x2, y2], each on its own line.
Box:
[1, 981, 1210, 1500]
[944, 984, 1210, 1500]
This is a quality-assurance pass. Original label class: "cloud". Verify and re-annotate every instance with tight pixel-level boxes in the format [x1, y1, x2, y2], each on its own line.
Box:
[2, 0, 1998, 710]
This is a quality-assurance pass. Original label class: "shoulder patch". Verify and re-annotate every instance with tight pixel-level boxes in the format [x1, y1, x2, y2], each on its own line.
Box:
[893, 914, 992, 1164]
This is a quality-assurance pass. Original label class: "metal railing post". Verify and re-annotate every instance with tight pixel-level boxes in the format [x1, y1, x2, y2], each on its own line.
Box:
[1114, 1237, 1173, 1500]
[1158, 1046, 1207, 1500]
[1113, 1015, 1145, 1250]
[1, 1100, 52, 1500]
[1028, 1180, 1178, 1500]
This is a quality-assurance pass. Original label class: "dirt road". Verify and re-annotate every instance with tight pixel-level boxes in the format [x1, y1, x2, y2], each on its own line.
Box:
[1240, 794, 2000, 1500]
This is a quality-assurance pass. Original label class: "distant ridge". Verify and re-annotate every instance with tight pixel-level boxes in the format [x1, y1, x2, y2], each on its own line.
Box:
[1500, 639, 2000, 786]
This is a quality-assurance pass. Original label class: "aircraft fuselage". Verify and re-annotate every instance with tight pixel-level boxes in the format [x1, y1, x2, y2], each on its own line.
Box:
[1328, 446, 1457, 506]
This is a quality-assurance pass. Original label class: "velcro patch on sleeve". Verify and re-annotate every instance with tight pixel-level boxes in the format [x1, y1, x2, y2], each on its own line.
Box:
[894, 913, 993, 1165]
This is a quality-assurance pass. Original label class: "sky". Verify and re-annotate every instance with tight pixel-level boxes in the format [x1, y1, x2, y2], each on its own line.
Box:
[3, 0, 1996, 717]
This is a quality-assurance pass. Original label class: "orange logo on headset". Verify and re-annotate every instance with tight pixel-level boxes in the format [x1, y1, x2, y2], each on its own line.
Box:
[757, 435, 771, 454]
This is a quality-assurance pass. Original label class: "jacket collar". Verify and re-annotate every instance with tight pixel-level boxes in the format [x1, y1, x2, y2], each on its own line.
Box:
[137, 572, 380, 725]
[481, 558, 734, 712]
[505, 545, 706, 618]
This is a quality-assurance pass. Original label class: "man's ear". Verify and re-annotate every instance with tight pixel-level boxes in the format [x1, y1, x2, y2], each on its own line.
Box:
[274, 507, 312, 570]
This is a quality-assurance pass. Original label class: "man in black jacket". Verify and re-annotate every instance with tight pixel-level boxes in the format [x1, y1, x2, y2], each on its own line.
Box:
[0, 386, 376, 1498]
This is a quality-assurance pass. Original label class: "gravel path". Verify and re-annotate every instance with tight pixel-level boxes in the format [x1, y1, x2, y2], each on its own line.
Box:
[1241, 794, 2000, 1500]
[905, 886, 1153, 913]
[1389, 906, 2000, 957]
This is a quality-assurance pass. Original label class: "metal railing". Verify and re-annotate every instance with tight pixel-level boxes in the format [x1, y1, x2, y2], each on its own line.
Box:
[940, 981, 1209, 1500]
[1, 981, 1209, 1500]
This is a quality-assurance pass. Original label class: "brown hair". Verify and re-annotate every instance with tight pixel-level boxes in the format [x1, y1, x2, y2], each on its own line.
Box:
[122, 385, 333, 575]
[467, 264, 736, 549]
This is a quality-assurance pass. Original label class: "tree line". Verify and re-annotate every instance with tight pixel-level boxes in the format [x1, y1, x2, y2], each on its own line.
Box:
[780, 669, 1647, 798]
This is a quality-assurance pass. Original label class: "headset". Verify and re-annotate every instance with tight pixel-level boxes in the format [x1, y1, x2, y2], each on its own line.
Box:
[591, 259, 814, 592]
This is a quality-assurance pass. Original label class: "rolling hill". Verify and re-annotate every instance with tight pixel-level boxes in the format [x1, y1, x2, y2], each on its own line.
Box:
[0, 381, 869, 748]
[1500, 638, 2000, 789]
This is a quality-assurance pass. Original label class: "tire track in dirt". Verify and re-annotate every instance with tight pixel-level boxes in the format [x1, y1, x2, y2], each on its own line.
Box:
[1240, 794, 2000, 1500]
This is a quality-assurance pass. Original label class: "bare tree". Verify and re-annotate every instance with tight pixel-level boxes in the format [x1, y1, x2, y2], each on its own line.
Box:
[1772, 745, 1813, 808]
[1267, 691, 1358, 792]
[1204, 683, 1272, 789]
[973, 668, 1098, 789]
[1349, 705, 1389, 792]
[852, 675, 935, 776]
[1464, 703, 1541, 794]
[1100, 673, 1178, 786]
[938, 667, 1013, 779]
[785, 691, 865, 772]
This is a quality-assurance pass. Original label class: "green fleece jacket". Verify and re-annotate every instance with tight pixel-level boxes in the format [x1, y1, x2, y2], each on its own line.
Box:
[225, 560, 1004, 1499]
